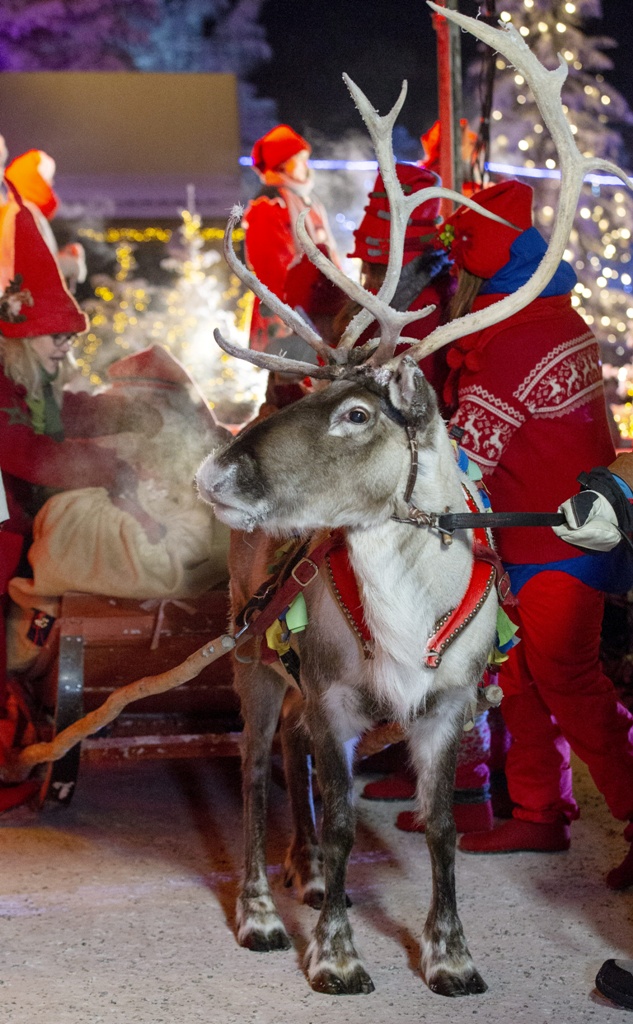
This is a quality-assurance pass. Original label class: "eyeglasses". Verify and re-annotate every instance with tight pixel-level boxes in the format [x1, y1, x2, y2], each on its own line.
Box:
[51, 334, 74, 349]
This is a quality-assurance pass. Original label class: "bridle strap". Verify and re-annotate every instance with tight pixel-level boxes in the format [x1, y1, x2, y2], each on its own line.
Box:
[403, 425, 419, 505]
[393, 422, 566, 531]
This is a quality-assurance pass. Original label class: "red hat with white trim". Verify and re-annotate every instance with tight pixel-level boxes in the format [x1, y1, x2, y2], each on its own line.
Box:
[0, 185, 87, 338]
[350, 164, 442, 265]
[107, 344, 196, 390]
[251, 125, 310, 173]
[439, 179, 534, 279]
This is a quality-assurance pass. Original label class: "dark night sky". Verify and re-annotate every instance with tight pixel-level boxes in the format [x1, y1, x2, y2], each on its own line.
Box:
[252, 0, 633, 154]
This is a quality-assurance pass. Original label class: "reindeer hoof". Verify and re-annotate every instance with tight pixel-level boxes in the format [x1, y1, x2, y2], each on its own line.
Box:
[240, 927, 292, 953]
[236, 897, 292, 952]
[310, 966, 375, 995]
[428, 967, 487, 997]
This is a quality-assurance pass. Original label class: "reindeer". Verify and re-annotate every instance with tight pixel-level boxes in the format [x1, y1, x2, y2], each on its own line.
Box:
[196, 3, 632, 998]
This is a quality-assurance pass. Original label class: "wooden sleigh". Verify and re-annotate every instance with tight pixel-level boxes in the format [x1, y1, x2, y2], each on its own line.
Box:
[19, 587, 241, 807]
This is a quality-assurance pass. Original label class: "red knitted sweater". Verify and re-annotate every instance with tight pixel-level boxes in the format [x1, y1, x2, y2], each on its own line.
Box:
[446, 293, 615, 565]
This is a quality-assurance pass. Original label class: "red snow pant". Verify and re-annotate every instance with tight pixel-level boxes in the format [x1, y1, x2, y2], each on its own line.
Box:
[498, 570, 633, 826]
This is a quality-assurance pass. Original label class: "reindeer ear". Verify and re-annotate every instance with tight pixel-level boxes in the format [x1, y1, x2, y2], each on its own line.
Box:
[387, 356, 436, 428]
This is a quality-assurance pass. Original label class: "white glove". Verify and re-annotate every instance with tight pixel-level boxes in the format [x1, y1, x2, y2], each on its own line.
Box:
[553, 489, 621, 551]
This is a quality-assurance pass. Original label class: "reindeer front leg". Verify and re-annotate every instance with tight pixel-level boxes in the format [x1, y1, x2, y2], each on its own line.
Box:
[407, 697, 487, 997]
[235, 659, 291, 952]
[279, 688, 326, 908]
[303, 710, 374, 995]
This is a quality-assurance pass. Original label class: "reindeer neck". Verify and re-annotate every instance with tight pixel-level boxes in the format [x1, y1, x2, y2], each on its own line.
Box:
[343, 430, 473, 642]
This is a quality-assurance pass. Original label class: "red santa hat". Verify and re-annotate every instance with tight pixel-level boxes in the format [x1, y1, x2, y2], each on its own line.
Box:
[251, 125, 311, 174]
[439, 179, 534, 279]
[5, 150, 59, 220]
[107, 344, 207, 399]
[0, 184, 87, 338]
[350, 164, 442, 265]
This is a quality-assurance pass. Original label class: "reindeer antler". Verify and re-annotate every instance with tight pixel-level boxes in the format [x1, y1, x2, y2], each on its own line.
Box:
[217, 76, 518, 377]
[214, 205, 344, 379]
[392, 1, 633, 367]
[293, 73, 516, 364]
[216, 4, 632, 382]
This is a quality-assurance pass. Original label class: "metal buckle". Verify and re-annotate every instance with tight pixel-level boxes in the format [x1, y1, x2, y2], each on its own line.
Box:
[497, 571, 512, 603]
[291, 557, 319, 588]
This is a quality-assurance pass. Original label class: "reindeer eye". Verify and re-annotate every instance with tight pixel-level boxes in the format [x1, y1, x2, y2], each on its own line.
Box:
[347, 408, 369, 424]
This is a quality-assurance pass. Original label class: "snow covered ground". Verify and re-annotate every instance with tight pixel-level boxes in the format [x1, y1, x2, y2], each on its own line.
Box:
[1, 752, 632, 1024]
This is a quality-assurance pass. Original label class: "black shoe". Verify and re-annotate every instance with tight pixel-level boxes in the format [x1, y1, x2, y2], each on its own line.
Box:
[596, 959, 633, 1010]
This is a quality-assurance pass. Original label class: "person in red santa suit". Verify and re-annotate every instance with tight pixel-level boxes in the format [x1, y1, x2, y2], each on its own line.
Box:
[331, 162, 455, 407]
[439, 179, 633, 885]
[0, 187, 160, 812]
[242, 125, 342, 410]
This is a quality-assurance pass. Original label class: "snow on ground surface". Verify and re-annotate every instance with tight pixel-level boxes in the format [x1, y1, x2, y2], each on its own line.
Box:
[1, 752, 632, 1024]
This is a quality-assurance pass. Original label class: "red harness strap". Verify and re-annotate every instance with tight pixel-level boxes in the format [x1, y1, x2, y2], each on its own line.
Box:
[326, 490, 509, 669]
[326, 539, 373, 654]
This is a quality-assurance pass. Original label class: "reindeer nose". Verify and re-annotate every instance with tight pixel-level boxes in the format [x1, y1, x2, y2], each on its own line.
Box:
[195, 455, 221, 504]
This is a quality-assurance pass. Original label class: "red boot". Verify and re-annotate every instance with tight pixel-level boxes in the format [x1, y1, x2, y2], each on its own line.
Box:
[395, 800, 493, 834]
[458, 818, 570, 854]
[361, 773, 416, 801]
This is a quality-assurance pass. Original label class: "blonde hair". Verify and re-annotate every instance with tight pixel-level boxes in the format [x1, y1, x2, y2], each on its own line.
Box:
[448, 268, 485, 322]
[0, 336, 76, 403]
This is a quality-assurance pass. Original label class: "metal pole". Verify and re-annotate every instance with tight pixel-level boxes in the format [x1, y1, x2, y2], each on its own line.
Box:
[433, 0, 464, 214]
